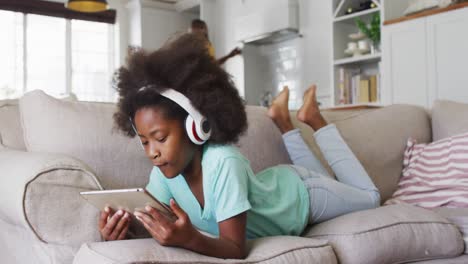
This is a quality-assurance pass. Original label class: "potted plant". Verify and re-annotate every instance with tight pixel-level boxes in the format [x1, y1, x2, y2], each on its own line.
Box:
[355, 13, 381, 53]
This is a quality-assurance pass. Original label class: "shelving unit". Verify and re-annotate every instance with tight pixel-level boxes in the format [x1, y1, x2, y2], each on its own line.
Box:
[331, 0, 383, 107]
[334, 53, 381, 66]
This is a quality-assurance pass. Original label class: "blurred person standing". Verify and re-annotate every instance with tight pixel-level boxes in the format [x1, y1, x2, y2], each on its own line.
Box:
[190, 19, 241, 65]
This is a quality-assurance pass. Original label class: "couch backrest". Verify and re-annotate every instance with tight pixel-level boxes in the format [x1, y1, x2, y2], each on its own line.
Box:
[19, 90, 433, 202]
[236, 106, 292, 173]
[0, 99, 26, 150]
[18, 91, 292, 190]
[432, 100, 468, 141]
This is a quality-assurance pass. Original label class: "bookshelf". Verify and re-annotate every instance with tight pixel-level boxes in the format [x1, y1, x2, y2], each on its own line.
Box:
[331, 0, 383, 107]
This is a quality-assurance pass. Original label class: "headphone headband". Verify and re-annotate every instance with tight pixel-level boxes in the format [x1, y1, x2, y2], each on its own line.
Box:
[138, 86, 204, 124]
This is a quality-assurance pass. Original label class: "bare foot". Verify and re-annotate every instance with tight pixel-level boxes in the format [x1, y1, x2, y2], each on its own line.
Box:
[267, 86, 294, 134]
[297, 85, 328, 131]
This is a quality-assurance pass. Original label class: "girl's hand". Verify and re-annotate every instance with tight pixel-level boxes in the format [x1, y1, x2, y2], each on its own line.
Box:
[98, 207, 130, 241]
[228, 47, 242, 58]
[134, 199, 197, 248]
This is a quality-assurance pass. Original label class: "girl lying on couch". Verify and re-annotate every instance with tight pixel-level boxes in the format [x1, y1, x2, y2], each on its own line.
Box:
[97, 33, 380, 259]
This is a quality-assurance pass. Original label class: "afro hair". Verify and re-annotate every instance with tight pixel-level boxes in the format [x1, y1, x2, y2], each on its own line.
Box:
[112, 33, 247, 145]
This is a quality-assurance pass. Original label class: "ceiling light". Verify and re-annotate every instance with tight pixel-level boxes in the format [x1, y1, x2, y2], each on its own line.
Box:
[66, 0, 108, 13]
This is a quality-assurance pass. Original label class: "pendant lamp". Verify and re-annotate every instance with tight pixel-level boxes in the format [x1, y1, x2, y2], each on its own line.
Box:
[66, 0, 108, 13]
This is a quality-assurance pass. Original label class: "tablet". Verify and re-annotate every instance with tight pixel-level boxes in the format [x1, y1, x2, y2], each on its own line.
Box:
[80, 188, 177, 222]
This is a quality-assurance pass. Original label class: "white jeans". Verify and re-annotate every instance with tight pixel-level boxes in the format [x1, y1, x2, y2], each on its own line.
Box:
[283, 124, 380, 224]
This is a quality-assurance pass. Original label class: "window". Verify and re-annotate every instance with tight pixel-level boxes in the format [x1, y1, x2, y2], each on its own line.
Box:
[72, 20, 115, 102]
[0, 10, 117, 102]
[27, 14, 66, 96]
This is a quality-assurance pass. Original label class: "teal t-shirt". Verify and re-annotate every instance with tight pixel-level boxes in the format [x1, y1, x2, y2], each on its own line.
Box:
[145, 144, 310, 239]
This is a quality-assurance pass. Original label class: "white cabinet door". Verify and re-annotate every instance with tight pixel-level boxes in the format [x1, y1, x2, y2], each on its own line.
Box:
[382, 19, 429, 107]
[427, 8, 468, 106]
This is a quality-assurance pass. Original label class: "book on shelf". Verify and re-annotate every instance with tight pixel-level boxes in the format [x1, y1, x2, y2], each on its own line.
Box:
[337, 67, 380, 105]
[369, 75, 378, 102]
[359, 79, 370, 103]
[338, 68, 346, 105]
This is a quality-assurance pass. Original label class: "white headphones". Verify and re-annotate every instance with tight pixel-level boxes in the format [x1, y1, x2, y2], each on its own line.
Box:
[130, 86, 211, 145]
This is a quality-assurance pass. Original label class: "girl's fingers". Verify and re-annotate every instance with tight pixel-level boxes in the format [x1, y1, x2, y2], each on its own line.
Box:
[102, 210, 124, 238]
[135, 211, 166, 234]
[137, 214, 163, 240]
[116, 219, 130, 240]
[145, 206, 171, 227]
[169, 199, 187, 220]
[136, 211, 161, 228]
[98, 212, 108, 230]
[98, 206, 112, 230]
[108, 212, 129, 240]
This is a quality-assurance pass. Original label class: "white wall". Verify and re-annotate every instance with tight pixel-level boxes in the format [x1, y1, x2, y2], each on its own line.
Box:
[109, 0, 130, 67]
[199, 0, 245, 98]
[382, 0, 410, 21]
[202, 0, 332, 108]
[141, 4, 196, 50]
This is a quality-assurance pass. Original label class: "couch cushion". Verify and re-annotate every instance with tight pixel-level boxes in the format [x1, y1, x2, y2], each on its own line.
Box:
[303, 204, 464, 264]
[0, 99, 26, 150]
[19, 90, 152, 189]
[73, 236, 337, 264]
[291, 104, 431, 202]
[432, 100, 468, 141]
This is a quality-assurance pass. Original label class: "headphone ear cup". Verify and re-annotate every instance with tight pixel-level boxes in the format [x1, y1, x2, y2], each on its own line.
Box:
[185, 115, 204, 145]
[200, 118, 212, 138]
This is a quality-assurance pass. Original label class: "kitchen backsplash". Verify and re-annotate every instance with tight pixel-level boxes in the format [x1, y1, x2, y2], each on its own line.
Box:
[258, 38, 304, 110]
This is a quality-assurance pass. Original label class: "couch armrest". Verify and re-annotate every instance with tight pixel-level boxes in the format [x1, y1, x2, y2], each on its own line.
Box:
[73, 237, 336, 264]
[0, 150, 103, 247]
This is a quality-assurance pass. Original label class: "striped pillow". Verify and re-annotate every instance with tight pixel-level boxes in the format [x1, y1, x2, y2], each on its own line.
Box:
[385, 132, 468, 208]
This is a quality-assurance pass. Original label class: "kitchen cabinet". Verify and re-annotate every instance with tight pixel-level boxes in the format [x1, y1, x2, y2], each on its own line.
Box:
[382, 5, 468, 108]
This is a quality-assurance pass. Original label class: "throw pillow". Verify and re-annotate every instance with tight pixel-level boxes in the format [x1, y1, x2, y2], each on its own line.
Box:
[0, 99, 26, 150]
[385, 132, 468, 208]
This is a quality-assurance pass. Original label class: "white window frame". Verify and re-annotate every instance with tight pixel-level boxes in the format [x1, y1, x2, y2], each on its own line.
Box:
[22, 14, 27, 94]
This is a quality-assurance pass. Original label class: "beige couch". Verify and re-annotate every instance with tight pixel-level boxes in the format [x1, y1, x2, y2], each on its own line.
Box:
[1, 90, 467, 264]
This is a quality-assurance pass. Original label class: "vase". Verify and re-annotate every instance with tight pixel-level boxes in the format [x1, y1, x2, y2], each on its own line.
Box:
[370, 42, 381, 54]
